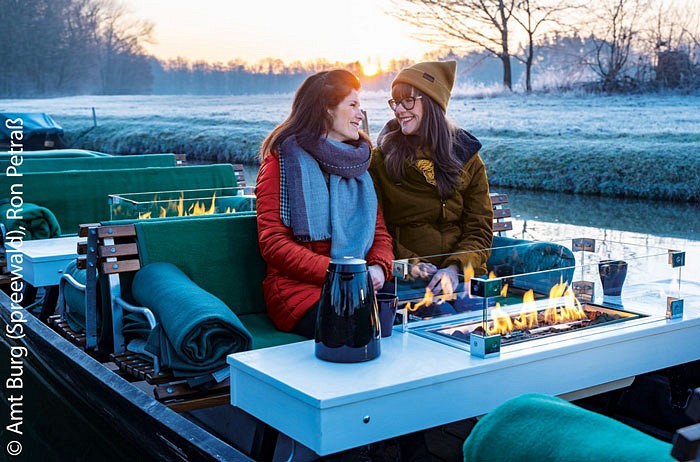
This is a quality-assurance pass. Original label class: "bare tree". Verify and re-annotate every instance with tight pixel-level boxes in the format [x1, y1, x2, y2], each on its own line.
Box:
[584, 0, 651, 91]
[511, 0, 577, 93]
[95, 0, 154, 94]
[389, 0, 517, 90]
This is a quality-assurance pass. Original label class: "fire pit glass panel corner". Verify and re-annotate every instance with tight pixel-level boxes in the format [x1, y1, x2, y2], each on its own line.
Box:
[109, 187, 254, 220]
[392, 238, 689, 352]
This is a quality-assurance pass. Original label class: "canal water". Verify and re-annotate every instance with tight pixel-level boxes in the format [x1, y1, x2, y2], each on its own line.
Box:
[1, 184, 698, 461]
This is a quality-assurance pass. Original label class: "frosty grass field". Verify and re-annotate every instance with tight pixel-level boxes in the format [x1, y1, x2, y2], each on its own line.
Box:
[3, 90, 700, 166]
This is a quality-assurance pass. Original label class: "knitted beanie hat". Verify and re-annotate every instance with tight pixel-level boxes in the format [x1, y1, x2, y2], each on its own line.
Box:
[392, 60, 457, 112]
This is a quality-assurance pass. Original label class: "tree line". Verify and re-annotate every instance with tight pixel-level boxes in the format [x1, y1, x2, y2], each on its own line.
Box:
[391, 0, 700, 93]
[0, 0, 153, 97]
[1, 0, 699, 98]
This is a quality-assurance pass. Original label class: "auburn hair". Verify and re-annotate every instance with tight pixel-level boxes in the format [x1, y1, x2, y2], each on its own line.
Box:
[260, 69, 370, 157]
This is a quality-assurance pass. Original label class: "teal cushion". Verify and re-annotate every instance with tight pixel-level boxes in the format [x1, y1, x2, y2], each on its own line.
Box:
[131, 262, 252, 377]
[463, 393, 674, 462]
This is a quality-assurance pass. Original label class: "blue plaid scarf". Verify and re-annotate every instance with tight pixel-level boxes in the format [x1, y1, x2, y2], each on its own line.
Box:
[279, 136, 376, 260]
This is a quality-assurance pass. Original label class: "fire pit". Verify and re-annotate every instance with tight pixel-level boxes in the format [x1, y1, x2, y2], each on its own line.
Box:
[425, 302, 646, 347]
[109, 187, 254, 220]
[391, 238, 687, 354]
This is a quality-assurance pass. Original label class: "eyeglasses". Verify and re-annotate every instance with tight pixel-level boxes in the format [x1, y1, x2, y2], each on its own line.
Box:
[388, 96, 422, 111]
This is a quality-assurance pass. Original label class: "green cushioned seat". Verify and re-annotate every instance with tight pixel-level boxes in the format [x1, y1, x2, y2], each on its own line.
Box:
[134, 213, 266, 316]
[463, 393, 675, 462]
[120, 213, 303, 354]
[239, 313, 307, 350]
[19, 153, 177, 173]
[0, 163, 237, 234]
[0, 148, 107, 159]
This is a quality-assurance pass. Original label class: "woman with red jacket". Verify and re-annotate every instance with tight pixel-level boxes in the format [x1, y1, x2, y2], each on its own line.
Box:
[256, 70, 394, 338]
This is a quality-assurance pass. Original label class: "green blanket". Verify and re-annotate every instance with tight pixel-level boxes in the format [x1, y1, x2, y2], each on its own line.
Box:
[463, 393, 674, 462]
[0, 201, 61, 239]
[131, 262, 252, 377]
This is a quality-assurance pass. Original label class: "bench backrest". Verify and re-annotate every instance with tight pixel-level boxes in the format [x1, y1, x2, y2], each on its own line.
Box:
[490, 193, 513, 236]
[0, 164, 237, 233]
[18, 153, 177, 173]
[134, 213, 264, 316]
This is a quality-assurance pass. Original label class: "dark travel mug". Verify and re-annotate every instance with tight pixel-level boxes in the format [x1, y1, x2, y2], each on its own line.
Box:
[598, 260, 628, 296]
[375, 292, 398, 337]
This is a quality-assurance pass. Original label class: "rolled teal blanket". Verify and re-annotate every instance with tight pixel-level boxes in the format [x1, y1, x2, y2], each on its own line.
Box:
[463, 393, 674, 462]
[0, 201, 61, 239]
[132, 262, 252, 377]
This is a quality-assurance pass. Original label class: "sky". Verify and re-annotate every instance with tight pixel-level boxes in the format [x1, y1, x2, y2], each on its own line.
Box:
[124, 0, 434, 73]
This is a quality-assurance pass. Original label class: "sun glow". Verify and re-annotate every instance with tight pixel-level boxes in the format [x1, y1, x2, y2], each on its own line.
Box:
[361, 61, 381, 77]
[123, 0, 431, 66]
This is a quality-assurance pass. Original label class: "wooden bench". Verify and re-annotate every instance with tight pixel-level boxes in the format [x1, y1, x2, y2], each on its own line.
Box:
[490, 192, 513, 236]
[54, 212, 306, 412]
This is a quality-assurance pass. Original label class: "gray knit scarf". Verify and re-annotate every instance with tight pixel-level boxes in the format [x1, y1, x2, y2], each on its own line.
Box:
[279, 136, 377, 260]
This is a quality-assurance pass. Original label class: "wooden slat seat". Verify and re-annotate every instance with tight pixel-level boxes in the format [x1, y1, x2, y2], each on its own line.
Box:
[491, 192, 513, 235]
[48, 315, 87, 347]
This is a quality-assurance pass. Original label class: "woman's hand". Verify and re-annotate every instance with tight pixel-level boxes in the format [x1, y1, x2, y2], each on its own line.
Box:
[427, 265, 460, 296]
[410, 262, 437, 279]
[368, 264, 386, 291]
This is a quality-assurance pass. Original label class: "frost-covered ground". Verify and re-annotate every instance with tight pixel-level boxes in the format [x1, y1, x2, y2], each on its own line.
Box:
[3, 91, 699, 162]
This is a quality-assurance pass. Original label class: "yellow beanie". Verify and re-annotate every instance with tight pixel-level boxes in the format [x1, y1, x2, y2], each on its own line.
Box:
[392, 60, 457, 112]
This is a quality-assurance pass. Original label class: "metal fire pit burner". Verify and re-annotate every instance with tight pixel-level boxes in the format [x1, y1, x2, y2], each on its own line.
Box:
[413, 303, 647, 350]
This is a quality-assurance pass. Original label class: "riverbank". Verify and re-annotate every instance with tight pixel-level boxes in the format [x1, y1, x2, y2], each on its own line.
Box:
[2, 93, 699, 201]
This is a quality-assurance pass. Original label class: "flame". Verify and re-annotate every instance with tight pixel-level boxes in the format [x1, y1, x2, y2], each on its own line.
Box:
[513, 289, 538, 330]
[486, 303, 514, 335]
[485, 281, 584, 335]
[133, 191, 237, 219]
[408, 288, 434, 312]
[543, 281, 585, 325]
[463, 264, 474, 282]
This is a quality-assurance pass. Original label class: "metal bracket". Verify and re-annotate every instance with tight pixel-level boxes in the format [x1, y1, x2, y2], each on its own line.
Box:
[572, 238, 595, 252]
[666, 297, 684, 319]
[470, 332, 501, 358]
[392, 260, 409, 279]
[572, 280, 595, 303]
[470, 277, 502, 298]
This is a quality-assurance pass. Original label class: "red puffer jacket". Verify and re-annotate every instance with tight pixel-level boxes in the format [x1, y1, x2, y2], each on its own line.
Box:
[256, 152, 394, 332]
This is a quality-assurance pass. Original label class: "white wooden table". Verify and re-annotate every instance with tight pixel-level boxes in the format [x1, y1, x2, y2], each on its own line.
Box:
[228, 286, 700, 456]
[5, 235, 80, 287]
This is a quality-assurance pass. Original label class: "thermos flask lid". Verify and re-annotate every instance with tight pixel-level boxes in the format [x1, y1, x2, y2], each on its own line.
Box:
[328, 256, 367, 273]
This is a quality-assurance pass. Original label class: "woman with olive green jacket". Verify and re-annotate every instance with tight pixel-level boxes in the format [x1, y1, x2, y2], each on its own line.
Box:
[369, 60, 493, 296]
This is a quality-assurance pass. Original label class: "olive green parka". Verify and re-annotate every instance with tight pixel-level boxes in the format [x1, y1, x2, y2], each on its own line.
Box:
[369, 125, 493, 275]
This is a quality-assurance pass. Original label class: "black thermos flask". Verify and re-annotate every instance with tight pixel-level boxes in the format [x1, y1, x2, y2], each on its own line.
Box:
[315, 257, 381, 363]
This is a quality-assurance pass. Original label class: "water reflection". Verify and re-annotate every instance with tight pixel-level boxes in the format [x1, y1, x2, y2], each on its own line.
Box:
[496, 186, 698, 241]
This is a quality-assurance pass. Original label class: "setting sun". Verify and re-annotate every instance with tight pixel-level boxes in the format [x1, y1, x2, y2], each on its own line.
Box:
[361, 61, 382, 77]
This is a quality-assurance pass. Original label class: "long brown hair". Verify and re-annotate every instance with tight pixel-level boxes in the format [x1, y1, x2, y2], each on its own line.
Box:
[260, 69, 370, 158]
[380, 82, 463, 198]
